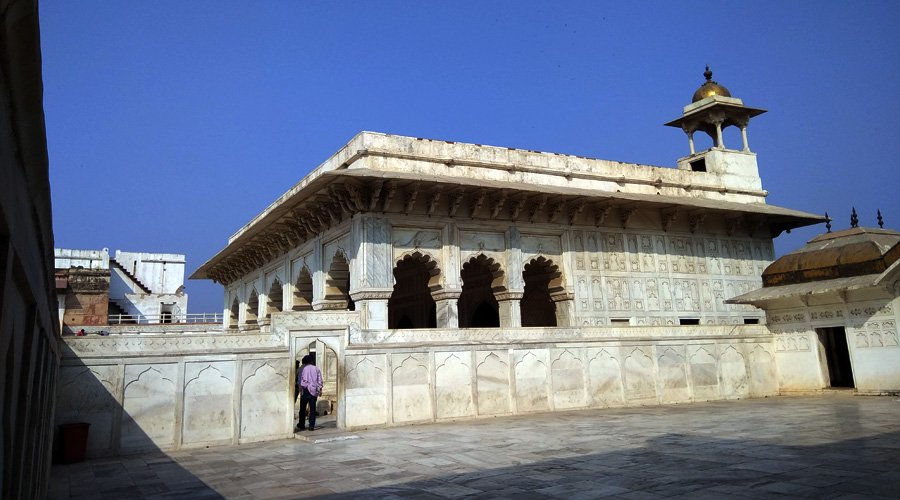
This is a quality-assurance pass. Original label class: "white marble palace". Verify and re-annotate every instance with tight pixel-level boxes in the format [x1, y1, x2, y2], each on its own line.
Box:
[55, 69, 900, 457]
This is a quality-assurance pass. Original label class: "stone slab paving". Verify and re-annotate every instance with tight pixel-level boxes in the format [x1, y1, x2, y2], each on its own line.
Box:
[48, 396, 900, 499]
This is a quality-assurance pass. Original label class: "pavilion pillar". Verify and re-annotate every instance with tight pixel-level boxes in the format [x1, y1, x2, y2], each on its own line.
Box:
[551, 291, 576, 327]
[432, 290, 460, 328]
[350, 291, 391, 329]
[495, 291, 523, 328]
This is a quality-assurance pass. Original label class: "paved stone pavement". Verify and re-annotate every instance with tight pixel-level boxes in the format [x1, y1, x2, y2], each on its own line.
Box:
[48, 396, 900, 499]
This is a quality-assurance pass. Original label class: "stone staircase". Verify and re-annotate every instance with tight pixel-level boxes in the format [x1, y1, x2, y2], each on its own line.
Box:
[110, 257, 152, 293]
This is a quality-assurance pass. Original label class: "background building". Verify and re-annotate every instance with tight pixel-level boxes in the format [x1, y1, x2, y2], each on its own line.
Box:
[55, 248, 189, 332]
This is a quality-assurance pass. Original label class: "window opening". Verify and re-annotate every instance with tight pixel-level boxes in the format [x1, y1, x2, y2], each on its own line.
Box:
[388, 253, 438, 329]
[521, 257, 560, 327]
[459, 255, 502, 328]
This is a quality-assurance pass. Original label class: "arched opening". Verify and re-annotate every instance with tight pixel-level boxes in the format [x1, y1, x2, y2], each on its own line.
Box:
[266, 279, 283, 319]
[459, 254, 503, 328]
[388, 252, 438, 329]
[295, 339, 339, 430]
[292, 267, 313, 311]
[245, 290, 259, 325]
[325, 252, 354, 311]
[228, 298, 239, 328]
[521, 257, 562, 327]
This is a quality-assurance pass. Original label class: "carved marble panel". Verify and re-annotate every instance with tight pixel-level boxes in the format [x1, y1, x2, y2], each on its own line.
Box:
[121, 364, 177, 452]
[604, 277, 631, 311]
[521, 234, 561, 261]
[475, 351, 511, 416]
[623, 347, 656, 402]
[668, 236, 697, 274]
[638, 234, 657, 273]
[459, 231, 505, 254]
[435, 352, 474, 419]
[657, 347, 690, 403]
[601, 232, 627, 272]
[550, 349, 586, 410]
[345, 355, 388, 427]
[391, 354, 431, 423]
[514, 350, 549, 412]
[392, 228, 442, 251]
[587, 348, 624, 407]
[56, 365, 120, 457]
[182, 362, 234, 444]
[689, 346, 719, 400]
[749, 345, 777, 396]
[718, 346, 749, 399]
[241, 360, 288, 440]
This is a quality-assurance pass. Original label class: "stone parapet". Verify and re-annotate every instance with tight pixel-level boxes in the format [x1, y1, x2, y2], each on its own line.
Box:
[349, 324, 770, 346]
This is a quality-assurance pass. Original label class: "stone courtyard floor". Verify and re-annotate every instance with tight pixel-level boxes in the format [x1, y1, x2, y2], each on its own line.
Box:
[48, 395, 900, 499]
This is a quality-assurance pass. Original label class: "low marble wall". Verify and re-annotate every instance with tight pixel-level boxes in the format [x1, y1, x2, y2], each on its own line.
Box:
[57, 321, 782, 455]
[339, 325, 779, 429]
[768, 297, 900, 394]
[56, 332, 291, 457]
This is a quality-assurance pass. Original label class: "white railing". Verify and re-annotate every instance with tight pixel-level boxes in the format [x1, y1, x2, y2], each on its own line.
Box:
[107, 313, 223, 325]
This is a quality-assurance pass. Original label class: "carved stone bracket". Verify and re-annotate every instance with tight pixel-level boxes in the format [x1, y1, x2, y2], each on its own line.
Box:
[689, 213, 706, 233]
[471, 189, 487, 216]
[369, 180, 384, 211]
[619, 206, 636, 229]
[403, 184, 419, 215]
[568, 200, 586, 225]
[381, 181, 396, 212]
[594, 203, 611, 227]
[510, 194, 528, 221]
[427, 187, 442, 216]
[490, 192, 507, 220]
[529, 195, 548, 223]
[548, 199, 566, 224]
[448, 190, 464, 217]
[661, 208, 679, 232]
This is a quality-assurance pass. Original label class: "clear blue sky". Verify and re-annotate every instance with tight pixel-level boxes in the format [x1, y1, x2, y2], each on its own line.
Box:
[40, 1, 900, 313]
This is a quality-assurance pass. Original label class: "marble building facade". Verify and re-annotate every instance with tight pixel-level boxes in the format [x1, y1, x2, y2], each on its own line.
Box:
[59, 71, 879, 457]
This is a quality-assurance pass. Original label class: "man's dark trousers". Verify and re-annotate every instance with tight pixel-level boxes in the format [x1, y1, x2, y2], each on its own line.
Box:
[299, 388, 317, 430]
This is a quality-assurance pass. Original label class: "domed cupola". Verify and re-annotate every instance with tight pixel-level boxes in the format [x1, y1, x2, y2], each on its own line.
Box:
[692, 66, 732, 102]
[664, 67, 767, 190]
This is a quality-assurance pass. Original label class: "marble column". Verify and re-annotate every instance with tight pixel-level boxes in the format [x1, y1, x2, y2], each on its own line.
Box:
[350, 291, 392, 329]
[495, 291, 523, 328]
[432, 290, 461, 328]
[551, 292, 576, 327]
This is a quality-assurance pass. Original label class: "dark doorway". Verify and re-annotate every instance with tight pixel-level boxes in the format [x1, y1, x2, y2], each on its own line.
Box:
[816, 327, 854, 388]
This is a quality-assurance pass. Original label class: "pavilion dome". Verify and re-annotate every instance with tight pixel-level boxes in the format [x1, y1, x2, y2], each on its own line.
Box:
[692, 66, 732, 102]
[761, 227, 900, 287]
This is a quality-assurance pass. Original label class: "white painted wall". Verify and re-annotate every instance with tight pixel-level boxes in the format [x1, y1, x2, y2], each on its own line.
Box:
[55, 247, 109, 270]
[114, 250, 185, 294]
